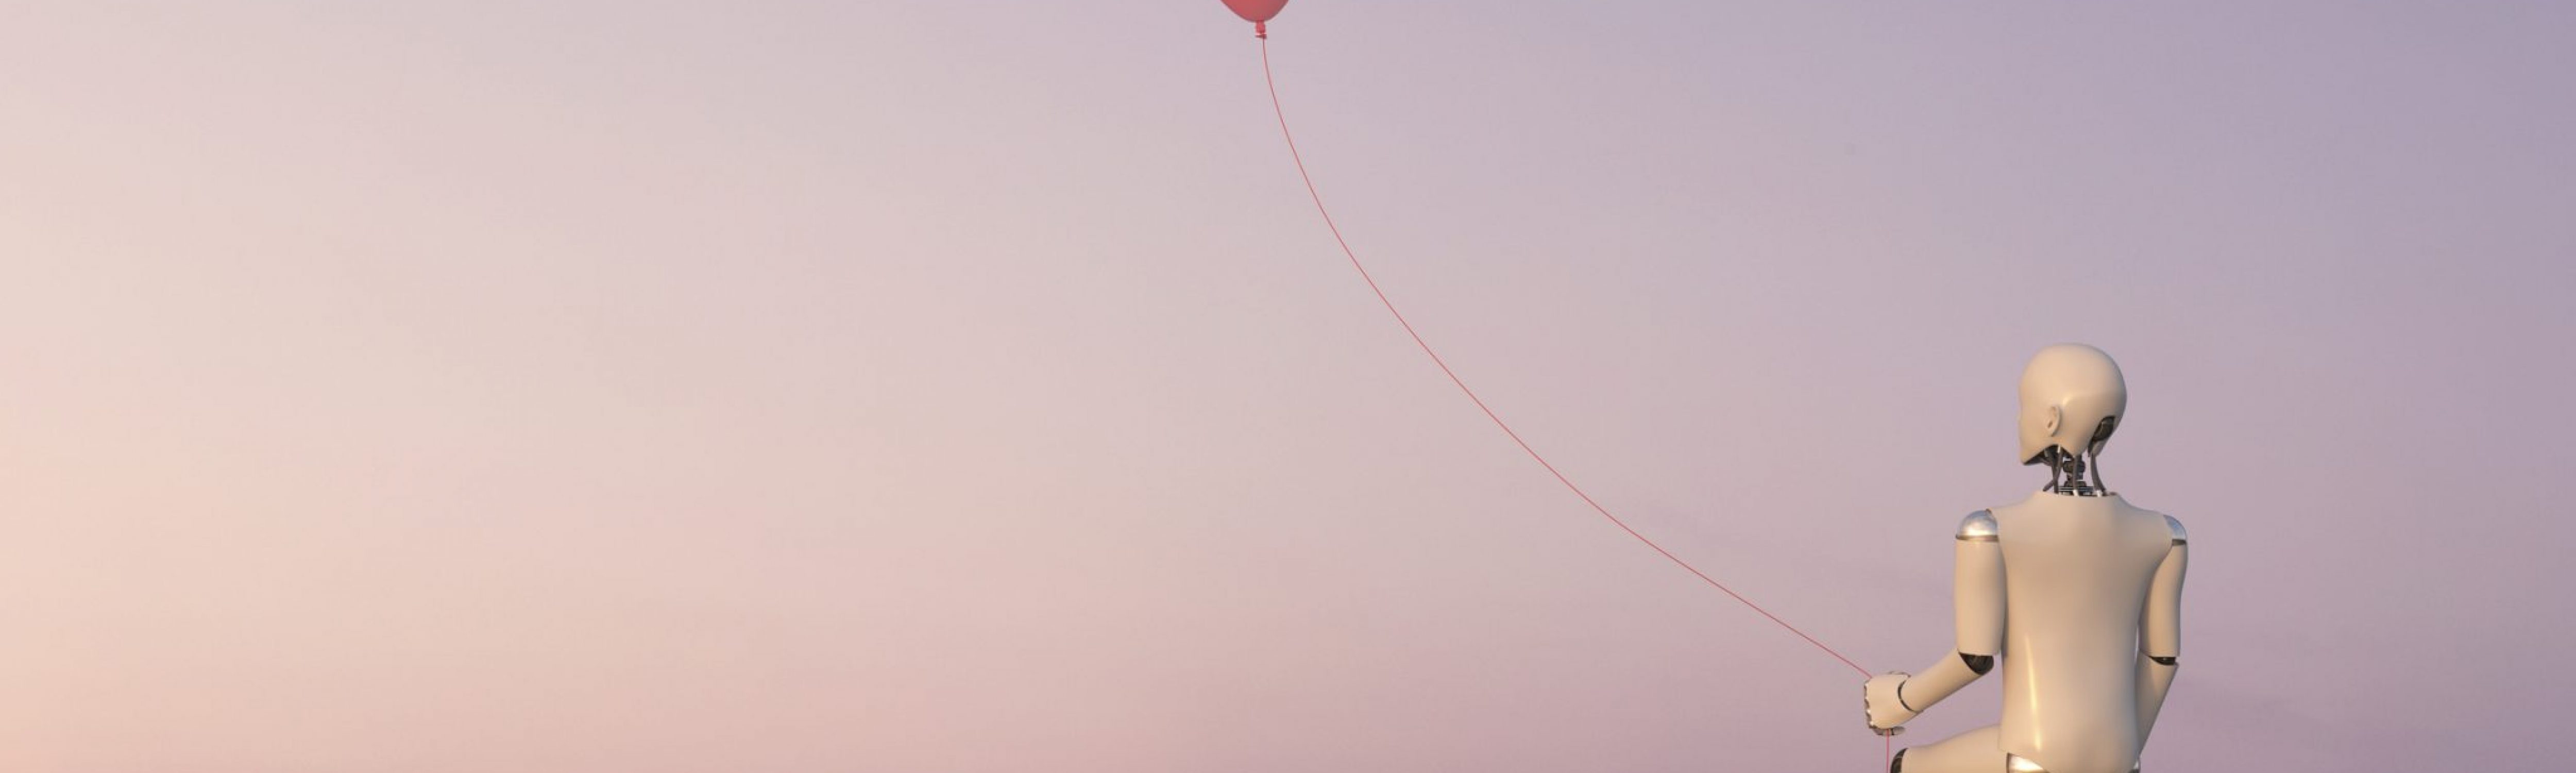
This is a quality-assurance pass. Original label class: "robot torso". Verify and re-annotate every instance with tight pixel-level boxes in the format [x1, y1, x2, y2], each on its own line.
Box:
[1991, 492, 2178, 772]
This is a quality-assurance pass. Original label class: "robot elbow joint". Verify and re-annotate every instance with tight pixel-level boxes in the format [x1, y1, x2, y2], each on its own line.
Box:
[1959, 652, 1994, 674]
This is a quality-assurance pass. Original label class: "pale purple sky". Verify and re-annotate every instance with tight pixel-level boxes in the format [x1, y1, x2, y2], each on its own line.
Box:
[3, 2, 2570, 771]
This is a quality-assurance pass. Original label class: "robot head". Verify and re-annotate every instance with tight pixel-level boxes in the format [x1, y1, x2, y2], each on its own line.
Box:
[2017, 343, 2127, 466]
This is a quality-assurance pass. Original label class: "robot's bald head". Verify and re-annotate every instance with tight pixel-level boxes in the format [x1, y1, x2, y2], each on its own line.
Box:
[2018, 343, 2127, 466]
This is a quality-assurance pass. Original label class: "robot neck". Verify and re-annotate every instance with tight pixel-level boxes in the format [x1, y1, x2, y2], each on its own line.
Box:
[2036, 446, 2111, 497]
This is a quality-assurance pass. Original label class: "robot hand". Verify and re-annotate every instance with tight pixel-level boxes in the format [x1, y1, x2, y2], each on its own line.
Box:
[1862, 671, 1918, 735]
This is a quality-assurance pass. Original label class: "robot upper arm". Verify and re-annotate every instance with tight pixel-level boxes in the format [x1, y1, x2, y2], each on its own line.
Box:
[1953, 510, 2004, 668]
[2143, 514, 2189, 665]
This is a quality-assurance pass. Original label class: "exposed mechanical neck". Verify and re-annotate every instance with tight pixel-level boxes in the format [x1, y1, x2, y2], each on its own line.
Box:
[2036, 446, 2111, 497]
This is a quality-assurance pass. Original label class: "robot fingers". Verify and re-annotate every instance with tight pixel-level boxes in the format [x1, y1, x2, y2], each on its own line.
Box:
[1863, 671, 1920, 732]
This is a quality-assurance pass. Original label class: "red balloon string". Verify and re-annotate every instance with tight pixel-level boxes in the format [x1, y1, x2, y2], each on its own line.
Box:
[1256, 33, 1888, 772]
[1255, 36, 1874, 679]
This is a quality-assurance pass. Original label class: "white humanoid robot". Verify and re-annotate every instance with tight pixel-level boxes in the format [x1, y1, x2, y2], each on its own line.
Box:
[1860, 344, 2188, 773]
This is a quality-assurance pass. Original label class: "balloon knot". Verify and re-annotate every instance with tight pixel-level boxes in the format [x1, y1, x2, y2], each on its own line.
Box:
[1254, 21, 1267, 39]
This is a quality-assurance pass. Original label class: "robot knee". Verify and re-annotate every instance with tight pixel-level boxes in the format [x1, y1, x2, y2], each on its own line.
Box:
[1999, 755, 2141, 773]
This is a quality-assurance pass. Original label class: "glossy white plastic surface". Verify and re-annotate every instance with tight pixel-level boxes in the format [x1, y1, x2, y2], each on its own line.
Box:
[1861, 346, 2188, 773]
[2016, 343, 2126, 464]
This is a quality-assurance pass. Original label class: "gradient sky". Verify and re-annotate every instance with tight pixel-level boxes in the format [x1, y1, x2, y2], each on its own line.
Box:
[3, 2, 2571, 771]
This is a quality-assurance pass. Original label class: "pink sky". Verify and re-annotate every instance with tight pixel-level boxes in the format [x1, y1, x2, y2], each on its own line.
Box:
[3, 2, 2570, 771]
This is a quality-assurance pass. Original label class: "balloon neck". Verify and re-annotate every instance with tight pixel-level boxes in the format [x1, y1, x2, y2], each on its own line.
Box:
[1254, 21, 1267, 39]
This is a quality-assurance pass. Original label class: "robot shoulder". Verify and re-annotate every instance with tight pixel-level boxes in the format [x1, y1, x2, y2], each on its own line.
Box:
[1956, 510, 1998, 542]
[2163, 514, 2188, 546]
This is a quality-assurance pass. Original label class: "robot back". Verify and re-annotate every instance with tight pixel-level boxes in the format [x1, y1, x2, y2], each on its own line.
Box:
[1992, 493, 2175, 773]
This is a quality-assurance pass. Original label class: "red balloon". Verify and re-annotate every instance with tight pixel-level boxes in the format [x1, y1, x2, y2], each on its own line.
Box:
[1223, 0, 1288, 24]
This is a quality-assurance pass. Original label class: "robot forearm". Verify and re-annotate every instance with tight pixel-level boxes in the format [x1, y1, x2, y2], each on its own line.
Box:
[1908, 649, 1988, 710]
[2135, 653, 2179, 740]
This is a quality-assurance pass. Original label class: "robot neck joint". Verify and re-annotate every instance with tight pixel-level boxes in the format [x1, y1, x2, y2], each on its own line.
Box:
[2037, 446, 2111, 497]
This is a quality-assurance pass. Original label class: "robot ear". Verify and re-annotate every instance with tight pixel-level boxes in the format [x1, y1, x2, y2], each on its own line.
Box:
[2089, 415, 2119, 448]
[2043, 405, 2062, 437]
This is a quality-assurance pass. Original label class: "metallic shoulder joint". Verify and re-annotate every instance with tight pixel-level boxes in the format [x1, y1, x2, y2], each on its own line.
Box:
[1956, 510, 1998, 542]
[2164, 514, 2188, 546]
